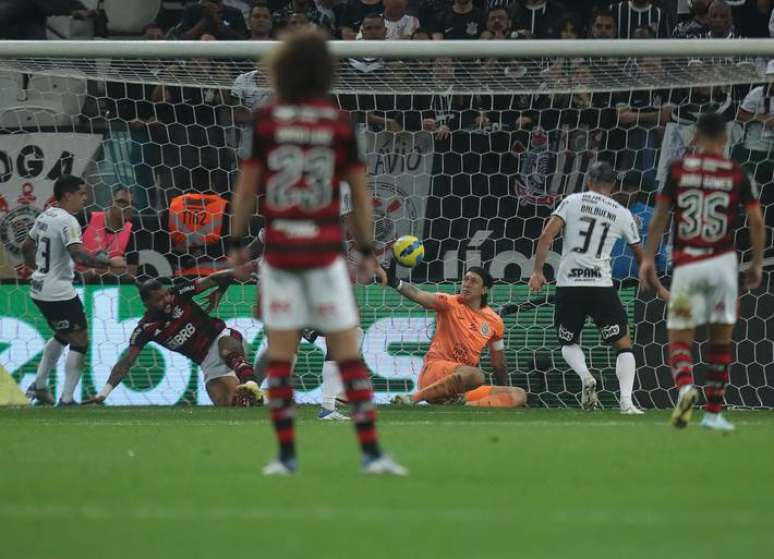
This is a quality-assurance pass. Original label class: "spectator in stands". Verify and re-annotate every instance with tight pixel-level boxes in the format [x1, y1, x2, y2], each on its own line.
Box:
[273, 0, 320, 30]
[411, 27, 433, 40]
[484, 6, 513, 39]
[384, 0, 421, 39]
[0, 0, 94, 40]
[673, 0, 711, 37]
[431, 0, 486, 39]
[705, 0, 740, 37]
[313, 0, 339, 35]
[589, 7, 617, 38]
[78, 185, 138, 282]
[248, 2, 274, 39]
[555, 12, 584, 38]
[336, 0, 383, 39]
[734, 59, 774, 189]
[728, 0, 772, 38]
[511, 0, 565, 39]
[143, 22, 165, 40]
[284, 11, 314, 32]
[609, 0, 670, 38]
[175, 0, 248, 40]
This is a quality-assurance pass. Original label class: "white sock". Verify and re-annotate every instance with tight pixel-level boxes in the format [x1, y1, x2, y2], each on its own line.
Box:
[62, 349, 85, 403]
[34, 338, 66, 388]
[320, 360, 343, 411]
[616, 351, 636, 408]
[679, 384, 694, 398]
[561, 345, 593, 383]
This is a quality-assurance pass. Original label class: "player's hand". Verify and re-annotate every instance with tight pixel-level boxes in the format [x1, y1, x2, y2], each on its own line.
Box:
[528, 272, 545, 294]
[108, 256, 127, 273]
[233, 259, 257, 282]
[204, 289, 223, 312]
[745, 264, 763, 290]
[638, 258, 658, 292]
[657, 286, 670, 302]
[384, 260, 400, 289]
[374, 265, 388, 287]
[81, 395, 106, 405]
[228, 247, 250, 269]
[358, 253, 378, 278]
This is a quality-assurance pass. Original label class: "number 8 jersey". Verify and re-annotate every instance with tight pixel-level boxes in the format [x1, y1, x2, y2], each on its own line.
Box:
[242, 99, 366, 270]
[552, 191, 641, 287]
[659, 154, 760, 268]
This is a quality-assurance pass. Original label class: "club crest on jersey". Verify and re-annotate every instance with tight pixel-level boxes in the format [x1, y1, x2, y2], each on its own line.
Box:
[480, 322, 491, 337]
[171, 306, 183, 319]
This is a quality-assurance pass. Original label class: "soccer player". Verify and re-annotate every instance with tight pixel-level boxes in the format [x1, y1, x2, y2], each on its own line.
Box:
[640, 113, 765, 431]
[229, 30, 405, 476]
[86, 267, 261, 407]
[528, 161, 669, 414]
[386, 265, 527, 408]
[20, 175, 127, 406]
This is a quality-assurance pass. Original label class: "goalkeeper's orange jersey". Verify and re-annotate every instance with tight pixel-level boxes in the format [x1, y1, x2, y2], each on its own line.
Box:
[425, 294, 505, 367]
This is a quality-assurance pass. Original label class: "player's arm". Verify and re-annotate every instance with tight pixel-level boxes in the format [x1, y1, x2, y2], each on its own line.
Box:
[21, 236, 37, 269]
[639, 197, 671, 292]
[490, 347, 508, 386]
[529, 215, 564, 293]
[67, 244, 125, 272]
[630, 244, 669, 301]
[83, 346, 141, 404]
[383, 261, 440, 310]
[745, 200, 765, 290]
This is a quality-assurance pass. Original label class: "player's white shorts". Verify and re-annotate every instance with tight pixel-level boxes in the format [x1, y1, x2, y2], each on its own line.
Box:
[200, 329, 245, 384]
[260, 256, 359, 333]
[667, 252, 738, 330]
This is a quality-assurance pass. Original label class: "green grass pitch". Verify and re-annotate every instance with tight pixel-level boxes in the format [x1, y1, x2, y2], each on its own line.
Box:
[2, 406, 773, 559]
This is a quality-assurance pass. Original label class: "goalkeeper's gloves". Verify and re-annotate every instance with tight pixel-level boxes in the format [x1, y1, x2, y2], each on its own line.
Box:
[385, 260, 401, 289]
[497, 303, 520, 318]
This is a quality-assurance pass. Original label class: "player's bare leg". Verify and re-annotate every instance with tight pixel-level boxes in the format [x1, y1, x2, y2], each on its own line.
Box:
[217, 335, 261, 406]
[56, 328, 88, 406]
[326, 327, 406, 476]
[465, 386, 527, 408]
[700, 324, 735, 431]
[206, 376, 240, 406]
[613, 333, 643, 415]
[669, 328, 699, 429]
[411, 365, 485, 404]
[263, 329, 301, 474]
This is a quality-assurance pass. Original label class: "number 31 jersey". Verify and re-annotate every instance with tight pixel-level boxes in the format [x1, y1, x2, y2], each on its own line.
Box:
[552, 192, 640, 287]
[28, 207, 82, 301]
[242, 98, 366, 270]
[659, 154, 760, 268]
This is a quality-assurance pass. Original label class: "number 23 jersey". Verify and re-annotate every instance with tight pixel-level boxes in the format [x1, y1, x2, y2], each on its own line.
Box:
[552, 192, 640, 287]
[242, 98, 366, 270]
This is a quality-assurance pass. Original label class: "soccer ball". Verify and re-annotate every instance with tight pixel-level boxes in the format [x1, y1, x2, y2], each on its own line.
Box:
[392, 235, 425, 267]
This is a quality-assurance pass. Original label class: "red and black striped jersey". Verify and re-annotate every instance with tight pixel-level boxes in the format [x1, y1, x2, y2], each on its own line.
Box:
[129, 281, 225, 364]
[658, 154, 760, 267]
[242, 98, 366, 270]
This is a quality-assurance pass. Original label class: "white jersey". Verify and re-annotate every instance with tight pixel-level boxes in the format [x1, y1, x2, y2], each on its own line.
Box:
[28, 207, 82, 301]
[552, 191, 640, 287]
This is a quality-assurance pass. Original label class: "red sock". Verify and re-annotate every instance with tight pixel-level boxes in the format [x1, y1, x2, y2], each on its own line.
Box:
[669, 342, 694, 389]
[338, 360, 381, 459]
[225, 351, 254, 383]
[704, 345, 731, 414]
[266, 360, 295, 462]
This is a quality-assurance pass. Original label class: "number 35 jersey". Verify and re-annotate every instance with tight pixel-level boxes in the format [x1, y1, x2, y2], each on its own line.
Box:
[242, 99, 366, 270]
[28, 207, 82, 301]
[659, 154, 760, 268]
[552, 191, 640, 287]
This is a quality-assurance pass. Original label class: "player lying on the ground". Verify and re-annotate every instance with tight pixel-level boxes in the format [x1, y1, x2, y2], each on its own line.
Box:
[85, 266, 262, 407]
[528, 161, 669, 415]
[640, 112, 765, 431]
[386, 264, 527, 407]
[21, 175, 127, 406]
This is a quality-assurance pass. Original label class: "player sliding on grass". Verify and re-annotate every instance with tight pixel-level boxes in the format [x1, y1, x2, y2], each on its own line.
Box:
[229, 30, 405, 476]
[387, 265, 527, 407]
[86, 267, 262, 407]
[529, 161, 669, 414]
[640, 113, 765, 431]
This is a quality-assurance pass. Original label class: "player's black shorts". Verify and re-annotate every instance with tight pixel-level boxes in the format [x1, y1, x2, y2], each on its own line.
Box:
[32, 296, 87, 334]
[554, 286, 628, 346]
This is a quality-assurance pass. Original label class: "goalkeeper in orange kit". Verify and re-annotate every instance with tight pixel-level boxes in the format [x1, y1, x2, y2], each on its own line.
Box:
[386, 264, 526, 407]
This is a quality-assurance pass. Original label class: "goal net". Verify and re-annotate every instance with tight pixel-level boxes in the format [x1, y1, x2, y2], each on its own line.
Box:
[0, 39, 772, 407]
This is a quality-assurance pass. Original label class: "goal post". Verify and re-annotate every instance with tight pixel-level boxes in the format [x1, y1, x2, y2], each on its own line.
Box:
[0, 39, 772, 407]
